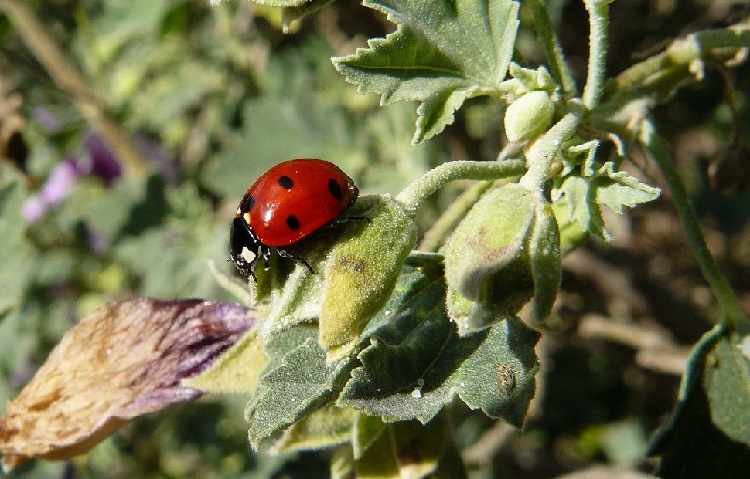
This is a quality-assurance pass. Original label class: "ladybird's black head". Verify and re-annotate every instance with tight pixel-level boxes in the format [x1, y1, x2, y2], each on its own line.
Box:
[230, 217, 261, 278]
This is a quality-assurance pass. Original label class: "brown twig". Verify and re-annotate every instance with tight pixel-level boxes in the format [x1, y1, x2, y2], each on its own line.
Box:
[579, 314, 689, 375]
[0, 0, 148, 177]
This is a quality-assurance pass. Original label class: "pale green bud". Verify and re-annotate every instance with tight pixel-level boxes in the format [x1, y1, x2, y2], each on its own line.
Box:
[504, 91, 554, 143]
[320, 195, 417, 352]
[444, 183, 561, 332]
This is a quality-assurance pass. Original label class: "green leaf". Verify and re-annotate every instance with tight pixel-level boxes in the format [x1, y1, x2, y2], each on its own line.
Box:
[553, 144, 660, 240]
[595, 162, 661, 213]
[0, 171, 33, 318]
[339, 271, 539, 426]
[0, 170, 38, 402]
[183, 328, 268, 394]
[271, 405, 357, 453]
[705, 333, 750, 444]
[333, 0, 520, 143]
[245, 325, 354, 446]
[553, 174, 608, 239]
[354, 419, 448, 478]
[529, 201, 561, 322]
[352, 414, 388, 459]
[649, 325, 750, 477]
[282, 0, 335, 26]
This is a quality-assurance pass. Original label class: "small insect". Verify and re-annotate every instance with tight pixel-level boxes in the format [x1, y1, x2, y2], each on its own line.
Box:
[230, 158, 359, 280]
[496, 364, 516, 394]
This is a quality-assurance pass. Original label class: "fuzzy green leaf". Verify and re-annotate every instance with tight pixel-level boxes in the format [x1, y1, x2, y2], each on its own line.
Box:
[182, 328, 267, 394]
[553, 152, 660, 240]
[705, 334, 750, 444]
[360, 420, 447, 478]
[529, 201, 561, 322]
[650, 325, 750, 476]
[595, 162, 661, 213]
[271, 405, 357, 453]
[333, 0, 520, 143]
[245, 325, 354, 446]
[339, 272, 539, 426]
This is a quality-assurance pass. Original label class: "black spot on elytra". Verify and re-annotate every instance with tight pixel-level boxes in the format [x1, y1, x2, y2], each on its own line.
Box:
[286, 215, 300, 230]
[278, 175, 294, 189]
[240, 194, 255, 213]
[328, 178, 343, 200]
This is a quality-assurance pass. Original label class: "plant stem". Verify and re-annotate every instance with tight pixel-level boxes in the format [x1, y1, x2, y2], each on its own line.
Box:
[582, 0, 610, 110]
[0, 0, 148, 177]
[639, 120, 747, 330]
[602, 24, 750, 108]
[519, 107, 583, 192]
[395, 160, 525, 215]
[526, 0, 577, 96]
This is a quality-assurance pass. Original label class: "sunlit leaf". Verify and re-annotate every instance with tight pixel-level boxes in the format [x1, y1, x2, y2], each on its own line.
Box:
[245, 325, 355, 447]
[271, 405, 357, 452]
[339, 271, 539, 426]
[333, 0, 520, 143]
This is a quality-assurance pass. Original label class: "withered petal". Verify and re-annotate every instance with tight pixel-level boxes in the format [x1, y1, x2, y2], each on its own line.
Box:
[0, 298, 258, 472]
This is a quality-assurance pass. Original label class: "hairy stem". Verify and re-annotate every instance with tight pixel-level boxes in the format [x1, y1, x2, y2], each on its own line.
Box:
[603, 24, 750, 108]
[526, 0, 577, 96]
[639, 120, 747, 330]
[0, 0, 148, 177]
[519, 106, 583, 192]
[395, 160, 525, 215]
[582, 0, 610, 110]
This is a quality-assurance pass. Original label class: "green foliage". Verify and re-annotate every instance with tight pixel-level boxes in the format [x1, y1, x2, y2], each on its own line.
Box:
[245, 325, 355, 446]
[242, 265, 538, 452]
[650, 325, 750, 477]
[553, 141, 661, 240]
[333, 0, 519, 143]
[2, 0, 749, 477]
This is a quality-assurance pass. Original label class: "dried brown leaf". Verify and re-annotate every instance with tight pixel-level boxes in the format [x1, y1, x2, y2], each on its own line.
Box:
[0, 298, 258, 472]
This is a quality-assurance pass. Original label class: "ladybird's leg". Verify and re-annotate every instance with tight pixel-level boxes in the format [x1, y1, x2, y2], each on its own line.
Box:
[277, 249, 316, 275]
[261, 245, 272, 271]
[245, 255, 259, 282]
[344, 216, 371, 224]
[329, 215, 371, 228]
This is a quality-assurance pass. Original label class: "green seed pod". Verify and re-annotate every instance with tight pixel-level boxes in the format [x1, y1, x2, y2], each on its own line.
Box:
[320, 195, 418, 352]
[504, 91, 554, 143]
[444, 183, 561, 332]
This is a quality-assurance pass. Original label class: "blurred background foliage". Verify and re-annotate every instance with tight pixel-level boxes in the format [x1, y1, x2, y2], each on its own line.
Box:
[0, 0, 749, 477]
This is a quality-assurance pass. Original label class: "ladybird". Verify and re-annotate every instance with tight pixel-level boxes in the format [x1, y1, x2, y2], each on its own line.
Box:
[230, 158, 359, 279]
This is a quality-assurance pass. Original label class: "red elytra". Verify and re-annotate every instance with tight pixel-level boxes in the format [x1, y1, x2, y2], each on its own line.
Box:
[230, 158, 359, 279]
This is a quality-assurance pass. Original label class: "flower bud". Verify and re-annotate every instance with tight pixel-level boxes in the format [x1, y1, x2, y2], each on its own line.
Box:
[444, 184, 561, 332]
[320, 195, 418, 353]
[504, 91, 554, 143]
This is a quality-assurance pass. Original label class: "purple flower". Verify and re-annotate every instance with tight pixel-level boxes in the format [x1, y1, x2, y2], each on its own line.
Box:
[84, 134, 122, 186]
[41, 157, 84, 205]
[21, 195, 46, 223]
[22, 133, 124, 224]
